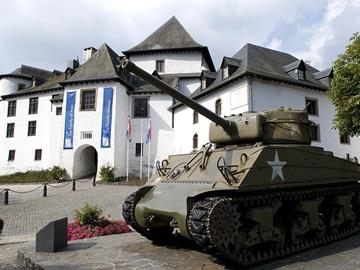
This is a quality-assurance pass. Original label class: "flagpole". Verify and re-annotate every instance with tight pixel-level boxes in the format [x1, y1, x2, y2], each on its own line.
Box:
[126, 116, 130, 182]
[147, 118, 151, 180]
[140, 118, 143, 179]
[126, 135, 129, 182]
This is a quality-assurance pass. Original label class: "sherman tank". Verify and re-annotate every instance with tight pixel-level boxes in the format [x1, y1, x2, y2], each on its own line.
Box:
[121, 59, 360, 267]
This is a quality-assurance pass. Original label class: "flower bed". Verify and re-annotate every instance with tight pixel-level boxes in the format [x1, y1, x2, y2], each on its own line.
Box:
[67, 219, 131, 240]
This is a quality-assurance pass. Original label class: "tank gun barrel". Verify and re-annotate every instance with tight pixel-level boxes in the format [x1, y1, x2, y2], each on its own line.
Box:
[121, 59, 231, 129]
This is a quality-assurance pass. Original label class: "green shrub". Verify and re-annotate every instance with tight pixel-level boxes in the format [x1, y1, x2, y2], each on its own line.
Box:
[99, 164, 115, 182]
[0, 170, 49, 184]
[74, 203, 108, 226]
[47, 166, 66, 182]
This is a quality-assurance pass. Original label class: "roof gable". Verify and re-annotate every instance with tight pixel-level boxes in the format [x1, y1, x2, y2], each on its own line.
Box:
[126, 16, 202, 52]
[64, 43, 122, 84]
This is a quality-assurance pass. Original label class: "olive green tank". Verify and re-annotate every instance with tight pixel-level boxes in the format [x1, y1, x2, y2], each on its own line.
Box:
[121, 59, 360, 267]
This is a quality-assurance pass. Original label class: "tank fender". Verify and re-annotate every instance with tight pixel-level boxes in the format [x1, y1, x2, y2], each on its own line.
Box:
[137, 185, 155, 198]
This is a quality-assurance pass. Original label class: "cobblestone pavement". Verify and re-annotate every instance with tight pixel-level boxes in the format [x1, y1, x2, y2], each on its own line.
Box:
[14, 231, 360, 270]
[0, 181, 138, 236]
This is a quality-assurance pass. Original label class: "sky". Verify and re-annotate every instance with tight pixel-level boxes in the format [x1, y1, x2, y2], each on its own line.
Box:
[0, 0, 359, 74]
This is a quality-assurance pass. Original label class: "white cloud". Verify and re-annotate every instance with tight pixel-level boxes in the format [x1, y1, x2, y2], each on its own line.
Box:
[0, 0, 358, 72]
[293, 0, 360, 69]
[267, 38, 283, 50]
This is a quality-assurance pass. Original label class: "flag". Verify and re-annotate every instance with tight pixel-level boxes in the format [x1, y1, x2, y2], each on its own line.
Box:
[126, 117, 132, 142]
[146, 118, 152, 144]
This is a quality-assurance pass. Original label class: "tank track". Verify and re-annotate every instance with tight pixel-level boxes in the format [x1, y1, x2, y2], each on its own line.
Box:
[122, 191, 173, 242]
[187, 182, 360, 267]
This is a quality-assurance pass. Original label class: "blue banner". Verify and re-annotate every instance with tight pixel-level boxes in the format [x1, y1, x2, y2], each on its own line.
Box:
[101, 87, 113, 148]
[63, 91, 76, 149]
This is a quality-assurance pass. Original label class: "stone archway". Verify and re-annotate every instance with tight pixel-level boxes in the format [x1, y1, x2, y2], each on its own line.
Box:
[73, 145, 98, 179]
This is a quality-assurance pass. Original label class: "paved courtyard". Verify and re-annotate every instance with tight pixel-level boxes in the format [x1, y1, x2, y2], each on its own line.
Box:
[3, 181, 360, 269]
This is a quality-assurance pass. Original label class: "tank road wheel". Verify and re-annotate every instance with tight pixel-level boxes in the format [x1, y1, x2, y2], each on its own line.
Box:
[289, 214, 309, 245]
[122, 191, 173, 243]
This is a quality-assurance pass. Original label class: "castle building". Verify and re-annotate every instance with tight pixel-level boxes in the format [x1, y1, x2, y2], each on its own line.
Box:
[0, 17, 356, 179]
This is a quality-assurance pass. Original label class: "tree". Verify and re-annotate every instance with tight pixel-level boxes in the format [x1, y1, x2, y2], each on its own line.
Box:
[329, 33, 360, 136]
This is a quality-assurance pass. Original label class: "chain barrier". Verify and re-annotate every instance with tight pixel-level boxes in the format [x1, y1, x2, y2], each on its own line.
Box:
[1, 176, 96, 205]
[47, 181, 72, 188]
[8, 184, 43, 194]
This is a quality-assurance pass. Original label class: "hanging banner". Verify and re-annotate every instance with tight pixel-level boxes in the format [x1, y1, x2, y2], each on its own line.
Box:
[63, 91, 76, 149]
[101, 87, 113, 148]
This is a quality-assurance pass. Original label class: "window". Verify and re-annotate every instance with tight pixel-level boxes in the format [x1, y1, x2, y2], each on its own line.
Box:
[18, 83, 26, 90]
[215, 99, 222, 115]
[310, 124, 320, 142]
[201, 79, 206, 89]
[135, 143, 143, 157]
[81, 131, 92, 139]
[156, 60, 165, 73]
[6, 123, 14, 138]
[29, 97, 39, 114]
[340, 133, 350, 144]
[80, 89, 96, 111]
[193, 134, 198, 149]
[298, 69, 306, 80]
[222, 66, 229, 79]
[7, 100, 16, 117]
[305, 97, 318, 116]
[133, 97, 148, 118]
[8, 150, 15, 161]
[56, 107, 62, 115]
[34, 149, 42, 161]
[28, 121, 36, 136]
[193, 111, 199, 124]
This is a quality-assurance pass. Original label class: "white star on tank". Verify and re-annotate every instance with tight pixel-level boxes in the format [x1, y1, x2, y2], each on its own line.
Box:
[267, 150, 287, 182]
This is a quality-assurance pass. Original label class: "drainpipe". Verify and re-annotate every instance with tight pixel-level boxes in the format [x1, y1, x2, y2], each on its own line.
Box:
[247, 76, 254, 112]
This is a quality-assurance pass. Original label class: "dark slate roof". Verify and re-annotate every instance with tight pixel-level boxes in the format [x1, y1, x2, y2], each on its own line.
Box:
[221, 57, 241, 68]
[283, 60, 306, 72]
[201, 70, 217, 79]
[128, 74, 179, 95]
[123, 16, 215, 71]
[170, 43, 331, 110]
[314, 68, 333, 79]
[62, 43, 129, 86]
[2, 73, 65, 99]
[0, 65, 53, 81]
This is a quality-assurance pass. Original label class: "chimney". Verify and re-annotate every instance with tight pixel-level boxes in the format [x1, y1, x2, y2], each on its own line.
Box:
[67, 59, 79, 70]
[83, 47, 97, 63]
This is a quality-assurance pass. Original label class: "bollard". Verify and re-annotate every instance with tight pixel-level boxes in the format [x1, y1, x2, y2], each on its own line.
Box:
[4, 189, 9, 205]
[72, 179, 76, 191]
[43, 183, 47, 197]
[92, 175, 96, 187]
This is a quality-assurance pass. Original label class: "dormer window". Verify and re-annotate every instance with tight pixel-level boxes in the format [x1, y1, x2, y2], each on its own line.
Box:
[156, 60, 165, 73]
[222, 66, 229, 79]
[201, 79, 206, 89]
[298, 69, 306, 80]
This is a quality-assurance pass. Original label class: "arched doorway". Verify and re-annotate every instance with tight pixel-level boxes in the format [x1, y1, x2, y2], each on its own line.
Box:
[73, 145, 98, 179]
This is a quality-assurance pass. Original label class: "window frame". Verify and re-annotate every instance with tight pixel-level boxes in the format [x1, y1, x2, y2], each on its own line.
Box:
[201, 78, 206, 89]
[298, 69, 306, 81]
[27, 120, 37, 136]
[80, 88, 97, 111]
[29, 97, 39, 115]
[193, 134, 198, 149]
[222, 66, 229, 79]
[132, 96, 149, 118]
[155, 60, 165, 73]
[339, 133, 350, 144]
[135, 143, 144, 157]
[305, 97, 318, 116]
[56, 106, 63, 115]
[215, 99, 222, 115]
[193, 110, 199, 124]
[34, 149, 42, 161]
[6, 123, 15, 138]
[7, 100, 17, 117]
[310, 123, 321, 142]
[8, 150, 15, 161]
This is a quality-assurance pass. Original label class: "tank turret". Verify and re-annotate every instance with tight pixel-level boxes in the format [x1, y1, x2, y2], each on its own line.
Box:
[121, 59, 312, 146]
[121, 59, 360, 267]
